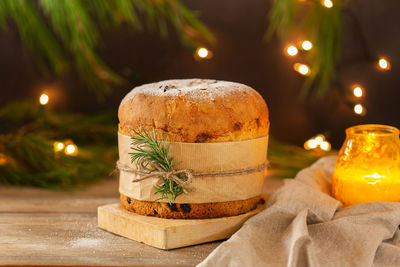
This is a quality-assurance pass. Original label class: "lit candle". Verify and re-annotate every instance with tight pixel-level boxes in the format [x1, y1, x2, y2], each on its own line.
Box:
[332, 124, 400, 206]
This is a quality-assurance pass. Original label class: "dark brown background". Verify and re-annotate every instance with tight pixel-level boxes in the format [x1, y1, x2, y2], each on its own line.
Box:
[0, 0, 399, 148]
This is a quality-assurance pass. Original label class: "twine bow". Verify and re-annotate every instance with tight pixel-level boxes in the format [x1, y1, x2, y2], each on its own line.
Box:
[116, 160, 193, 189]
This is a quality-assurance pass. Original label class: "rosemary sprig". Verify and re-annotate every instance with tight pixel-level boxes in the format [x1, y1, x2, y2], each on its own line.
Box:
[129, 128, 186, 203]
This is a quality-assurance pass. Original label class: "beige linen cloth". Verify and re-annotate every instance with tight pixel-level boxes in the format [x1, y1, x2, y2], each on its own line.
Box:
[198, 156, 400, 267]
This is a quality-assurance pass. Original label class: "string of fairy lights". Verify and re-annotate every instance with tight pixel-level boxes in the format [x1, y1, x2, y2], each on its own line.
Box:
[193, 42, 335, 152]
[39, 93, 78, 156]
[35, 47, 215, 157]
[286, 0, 391, 151]
[37, 2, 391, 154]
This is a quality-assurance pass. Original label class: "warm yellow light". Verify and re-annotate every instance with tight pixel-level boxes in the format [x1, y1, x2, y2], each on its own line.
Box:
[296, 64, 310, 75]
[286, 45, 298, 56]
[308, 139, 318, 149]
[304, 134, 331, 151]
[332, 124, 400, 206]
[0, 153, 7, 165]
[354, 104, 364, 115]
[304, 140, 310, 150]
[353, 86, 363, 97]
[304, 139, 311, 150]
[197, 47, 209, 59]
[53, 142, 65, 152]
[315, 135, 324, 145]
[65, 144, 78, 156]
[378, 58, 390, 70]
[364, 173, 385, 179]
[301, 40, 312, 51]
[320, 141, 331, 151]
[39, 93, 49, 105]
[322, 0, 333, 8]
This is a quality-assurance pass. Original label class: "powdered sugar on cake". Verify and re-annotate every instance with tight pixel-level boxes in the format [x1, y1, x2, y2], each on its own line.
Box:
[120, 79, 253, 106]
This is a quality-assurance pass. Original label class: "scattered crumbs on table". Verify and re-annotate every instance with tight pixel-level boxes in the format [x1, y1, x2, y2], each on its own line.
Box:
[68, 237, 104, 248]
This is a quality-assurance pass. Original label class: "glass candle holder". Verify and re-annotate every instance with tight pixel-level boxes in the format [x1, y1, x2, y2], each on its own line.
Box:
[332, 124, 400, 206]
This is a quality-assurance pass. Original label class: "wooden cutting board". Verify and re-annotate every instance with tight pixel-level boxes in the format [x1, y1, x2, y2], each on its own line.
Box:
[98, 198, 267, 250]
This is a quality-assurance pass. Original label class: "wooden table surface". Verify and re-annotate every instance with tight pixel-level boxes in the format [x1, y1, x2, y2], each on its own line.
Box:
[0, 175, 283, 266]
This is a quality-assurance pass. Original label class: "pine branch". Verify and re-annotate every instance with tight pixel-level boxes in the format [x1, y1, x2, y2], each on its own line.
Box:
[267, 138, 325, 178]
[0, 1, 7, 30]
[0, 0, 214, 99]
[0, 100, 329, 190]
[0, 133, 117, 189]
[0, 100, 117, 143]
[39, 0, 123, 99]
[0, 100, 118, 189]
[84, 0, 142, 30]
[267, 0, 342, 98]
[2, 0, 68, 75]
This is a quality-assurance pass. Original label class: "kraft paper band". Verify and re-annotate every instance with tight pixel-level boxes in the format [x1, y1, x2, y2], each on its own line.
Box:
[118, 132, 268, 203]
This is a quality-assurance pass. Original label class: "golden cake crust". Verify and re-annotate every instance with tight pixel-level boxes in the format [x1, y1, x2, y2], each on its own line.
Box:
[120, 193, 264, 219]
[118, 79, 269, 218]
[118, 79, 269, 142]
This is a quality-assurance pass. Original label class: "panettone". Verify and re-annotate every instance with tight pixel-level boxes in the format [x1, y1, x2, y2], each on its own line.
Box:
[118, 79, 269, 219]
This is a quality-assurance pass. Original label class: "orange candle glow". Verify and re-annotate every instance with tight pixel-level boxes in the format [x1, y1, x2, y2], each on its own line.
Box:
[332, 125, 400, 206]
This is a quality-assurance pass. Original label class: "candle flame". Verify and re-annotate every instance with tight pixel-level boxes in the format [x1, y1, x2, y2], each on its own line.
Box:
[364, 173, 385, 179]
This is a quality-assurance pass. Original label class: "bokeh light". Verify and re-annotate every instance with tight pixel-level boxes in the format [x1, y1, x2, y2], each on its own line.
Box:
[39, 93, 49, 105]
